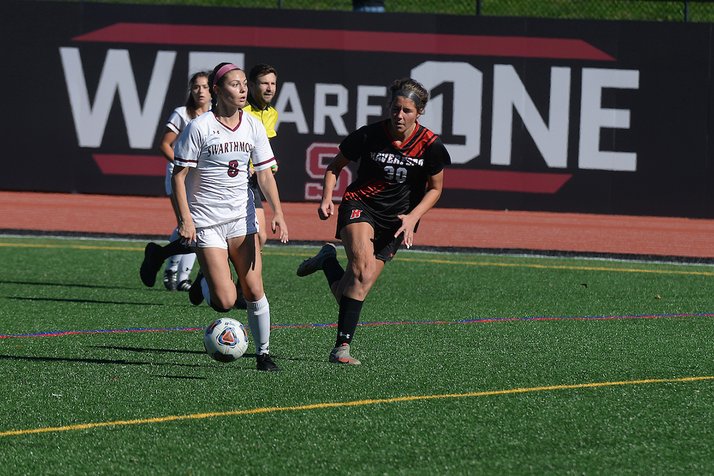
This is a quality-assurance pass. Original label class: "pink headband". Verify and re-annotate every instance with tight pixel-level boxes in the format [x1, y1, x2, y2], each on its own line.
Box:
[213, 63, 240, 87]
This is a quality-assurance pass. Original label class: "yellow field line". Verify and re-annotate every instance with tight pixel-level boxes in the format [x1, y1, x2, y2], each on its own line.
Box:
[269, 251, 714, 276]
[1, 375, 712, 438]
[0, 242, 138, 251]
[394, 256, 714, 276]
[1, 241, 712, 276]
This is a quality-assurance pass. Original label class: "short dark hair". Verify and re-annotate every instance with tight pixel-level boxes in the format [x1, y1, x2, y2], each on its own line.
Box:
[248, 64, 278, 83]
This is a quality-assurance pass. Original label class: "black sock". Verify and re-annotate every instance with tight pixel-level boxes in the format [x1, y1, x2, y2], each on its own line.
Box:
[336, 296, 363, 347]
[161, 239, 193, 260]
[322, 256, 344, 287]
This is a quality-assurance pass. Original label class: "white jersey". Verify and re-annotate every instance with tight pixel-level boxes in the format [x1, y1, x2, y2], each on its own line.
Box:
[173, 110, 276, 228]
[164, 106, 193, 195]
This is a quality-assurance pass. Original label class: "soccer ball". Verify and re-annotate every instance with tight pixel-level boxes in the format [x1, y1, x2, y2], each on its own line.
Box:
[203, 318, 249, 362]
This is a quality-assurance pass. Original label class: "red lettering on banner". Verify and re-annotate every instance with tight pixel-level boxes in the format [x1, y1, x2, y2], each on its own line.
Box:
[304, 143, 352, 201]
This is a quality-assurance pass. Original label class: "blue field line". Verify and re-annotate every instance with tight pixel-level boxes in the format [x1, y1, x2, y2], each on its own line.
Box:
[456, 312, 714, 324]
[1, 312, 712, 340]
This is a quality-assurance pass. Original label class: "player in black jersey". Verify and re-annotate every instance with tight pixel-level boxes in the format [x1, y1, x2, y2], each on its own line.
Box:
[297, 78, 451, 364]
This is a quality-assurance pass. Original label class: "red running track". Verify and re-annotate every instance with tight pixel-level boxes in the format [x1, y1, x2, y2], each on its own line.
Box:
[1, 191, 713, 259]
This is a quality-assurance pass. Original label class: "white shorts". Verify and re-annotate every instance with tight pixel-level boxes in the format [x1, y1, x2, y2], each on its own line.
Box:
[195, 217, 258, 249]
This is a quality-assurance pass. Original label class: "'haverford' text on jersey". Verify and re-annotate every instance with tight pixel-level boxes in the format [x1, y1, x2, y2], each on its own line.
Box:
[371, 152, 424, 167]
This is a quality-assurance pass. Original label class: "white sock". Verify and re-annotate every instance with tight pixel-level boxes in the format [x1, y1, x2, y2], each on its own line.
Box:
[247, 295, 271, 355]
[178, 253, 197, 282]
[166, 228, 181, 272]
[166, 256, 180, 272]
[201, 276, 211, 307]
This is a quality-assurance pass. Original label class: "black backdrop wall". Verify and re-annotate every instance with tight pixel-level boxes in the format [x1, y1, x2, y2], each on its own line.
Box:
[3, 1, 713, 217]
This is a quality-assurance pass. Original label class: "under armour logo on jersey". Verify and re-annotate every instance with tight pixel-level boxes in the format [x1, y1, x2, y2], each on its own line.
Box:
[350, 209, 362, 220]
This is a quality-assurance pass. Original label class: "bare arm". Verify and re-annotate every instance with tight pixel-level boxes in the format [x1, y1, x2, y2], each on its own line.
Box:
[158, 129, 178, 163]
[256, 168, 289, 243]
[171, 165, 196, 243]
[395, 170, 445, 248]
[318, 152, 351, 220]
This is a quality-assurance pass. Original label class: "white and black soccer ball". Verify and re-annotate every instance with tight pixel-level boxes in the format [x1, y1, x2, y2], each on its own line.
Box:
[203, 318, 249, 362]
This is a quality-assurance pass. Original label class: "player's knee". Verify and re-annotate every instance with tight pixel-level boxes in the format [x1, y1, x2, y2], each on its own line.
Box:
[210, 302, 233, 313]
[211, 293, 237, 312]
[242, 283, 264, 302]
[350, 261, 377, 286]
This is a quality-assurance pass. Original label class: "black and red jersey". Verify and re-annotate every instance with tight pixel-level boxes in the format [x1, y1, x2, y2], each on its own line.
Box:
[339, 119, 451, 218]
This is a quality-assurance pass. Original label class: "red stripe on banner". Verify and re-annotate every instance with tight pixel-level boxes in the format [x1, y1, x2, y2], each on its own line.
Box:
[74, 24, 614, 61]
[444, 169, 572, 194]
[93, 154, 166, 176]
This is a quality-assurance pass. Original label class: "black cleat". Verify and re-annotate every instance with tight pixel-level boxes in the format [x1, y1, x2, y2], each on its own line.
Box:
[296, 243, 337, 277]
[234, 282, 247, 310]
[140, 242, 163, 287]
[163, 269, 178, 291]
[188, 272, 204, 305]
[234, 295, 248, 310]
[256, 353, 280, 372]
[177, 279, 192, 292]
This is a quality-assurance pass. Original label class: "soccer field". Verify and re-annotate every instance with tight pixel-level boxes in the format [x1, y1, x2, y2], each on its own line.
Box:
[1, 236, 713, 474]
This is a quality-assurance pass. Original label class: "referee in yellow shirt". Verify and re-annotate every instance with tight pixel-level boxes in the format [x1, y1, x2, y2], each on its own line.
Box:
[244, 64, 280, 250]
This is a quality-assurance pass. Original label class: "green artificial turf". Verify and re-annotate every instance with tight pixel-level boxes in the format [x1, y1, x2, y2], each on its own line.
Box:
[45, 0, 714, 23]
[1, 236, 713, 474]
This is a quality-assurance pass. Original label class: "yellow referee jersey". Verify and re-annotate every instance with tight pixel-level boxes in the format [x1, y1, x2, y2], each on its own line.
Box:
[244, 101, 278, 139]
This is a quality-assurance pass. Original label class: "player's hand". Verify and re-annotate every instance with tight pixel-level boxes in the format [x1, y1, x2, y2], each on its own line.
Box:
[271, 213, 289, 243]
[318, 200, 334, 221]
[395, 214, 418, 249]
[178, 220, 196, 246]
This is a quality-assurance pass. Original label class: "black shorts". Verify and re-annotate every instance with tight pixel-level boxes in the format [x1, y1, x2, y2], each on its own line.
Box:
[336, 200, 404, 262]
[248, 176, 264, 210]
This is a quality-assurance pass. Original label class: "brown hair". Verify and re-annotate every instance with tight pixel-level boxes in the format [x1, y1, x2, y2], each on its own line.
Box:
[389, 78, 429, 113]
[185, 71, 210, 119]
[208, 62, 243, 109]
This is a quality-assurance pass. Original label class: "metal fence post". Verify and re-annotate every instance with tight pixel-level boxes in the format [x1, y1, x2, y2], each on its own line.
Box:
[684, 0, 689, 22]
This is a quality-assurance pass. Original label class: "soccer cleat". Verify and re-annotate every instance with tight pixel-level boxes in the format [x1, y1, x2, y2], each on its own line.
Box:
[188, 272, 204, 305]
[329, 343, 361, 365]
[256, 353, 280, 371]
[234, 295, 247, 310]
[177, 279, 192, 292]
[234, 282, 247, 310]
[296, 243, 337, 277]
[140, 242, 163, 287]
[163, 269, 178, 291]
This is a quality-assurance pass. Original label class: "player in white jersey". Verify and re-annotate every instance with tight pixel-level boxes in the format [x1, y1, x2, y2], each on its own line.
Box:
[172, 63, 288, 372]
[157, 71, 211, 292]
